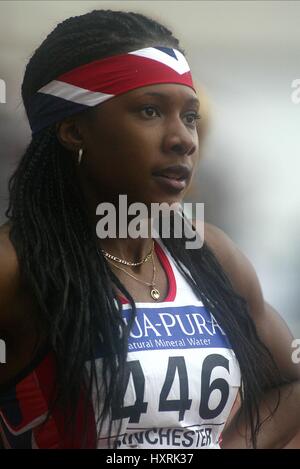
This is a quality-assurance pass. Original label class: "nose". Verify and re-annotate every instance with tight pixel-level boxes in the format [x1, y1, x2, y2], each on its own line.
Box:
[162, 117, 198, 157]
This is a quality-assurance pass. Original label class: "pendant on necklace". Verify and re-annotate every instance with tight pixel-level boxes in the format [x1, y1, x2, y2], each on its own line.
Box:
[150, 288, 160, 300]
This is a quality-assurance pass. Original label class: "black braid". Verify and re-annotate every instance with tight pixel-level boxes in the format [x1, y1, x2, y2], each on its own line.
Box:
[6, 9, 284, 448]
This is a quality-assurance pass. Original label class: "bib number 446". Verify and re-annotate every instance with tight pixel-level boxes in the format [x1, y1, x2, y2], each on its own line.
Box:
[112, 354, 230, 423]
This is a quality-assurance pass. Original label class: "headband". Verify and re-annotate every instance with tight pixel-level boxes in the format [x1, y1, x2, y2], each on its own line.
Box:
[27, 46, 195, 134]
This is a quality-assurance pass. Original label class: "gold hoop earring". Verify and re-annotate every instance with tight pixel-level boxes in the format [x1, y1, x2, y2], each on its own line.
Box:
[78, 148, 83, 165]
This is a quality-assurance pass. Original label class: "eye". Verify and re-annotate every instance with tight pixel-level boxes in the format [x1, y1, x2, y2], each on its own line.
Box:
[140, 106, 160, 118]
[183, 112, 201, 126]
[184, 112, 201, 125]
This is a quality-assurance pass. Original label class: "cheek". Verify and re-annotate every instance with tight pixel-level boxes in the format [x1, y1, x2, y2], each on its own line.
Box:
[84, 132, 124, 176]
[87, 126, 133, 161]
[83, 121, 158, 184]
[83, 144, 146, 192]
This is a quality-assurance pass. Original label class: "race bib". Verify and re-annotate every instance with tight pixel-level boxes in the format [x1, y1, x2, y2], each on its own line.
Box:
[94, 303, 241, 449]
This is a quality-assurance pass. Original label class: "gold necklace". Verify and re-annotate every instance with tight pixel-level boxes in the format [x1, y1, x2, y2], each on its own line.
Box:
[106, 252, 160, 301]
[101, 240, 154, 266]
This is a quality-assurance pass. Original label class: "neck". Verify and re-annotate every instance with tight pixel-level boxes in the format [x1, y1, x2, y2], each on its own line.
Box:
[76, 169, 154, 263]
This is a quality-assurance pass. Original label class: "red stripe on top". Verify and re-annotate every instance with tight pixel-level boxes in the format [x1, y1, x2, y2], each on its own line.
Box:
[34, 352, 97, 448]
[119, 240, 177, 305]
[56, 54, 194, 95]
[155, 241, 177, 301]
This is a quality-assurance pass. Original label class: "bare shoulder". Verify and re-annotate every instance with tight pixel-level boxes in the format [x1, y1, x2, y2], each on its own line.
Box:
[203, 221, 240, 271]
[0, 222, 46, 386]
[0, 221, 21, 318]
[200, 222, 300, 381]
[201, 221, 265, 318]
[0, 221, 41, 329]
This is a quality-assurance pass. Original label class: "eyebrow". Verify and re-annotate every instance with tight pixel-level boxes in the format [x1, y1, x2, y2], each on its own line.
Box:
[139, 91, 200, 106]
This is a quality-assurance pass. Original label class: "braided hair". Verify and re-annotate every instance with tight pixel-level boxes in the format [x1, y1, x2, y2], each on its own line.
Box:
[6, 9, 284, 448]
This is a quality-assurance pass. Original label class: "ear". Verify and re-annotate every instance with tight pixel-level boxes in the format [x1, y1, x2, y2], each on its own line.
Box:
[56, 117, 84, 152]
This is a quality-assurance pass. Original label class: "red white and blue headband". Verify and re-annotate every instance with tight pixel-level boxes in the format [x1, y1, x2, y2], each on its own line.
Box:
[27, 46, 195, 134]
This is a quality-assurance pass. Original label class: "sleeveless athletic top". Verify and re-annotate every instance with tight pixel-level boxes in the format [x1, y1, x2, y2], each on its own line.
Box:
[0, 239, 241, 449]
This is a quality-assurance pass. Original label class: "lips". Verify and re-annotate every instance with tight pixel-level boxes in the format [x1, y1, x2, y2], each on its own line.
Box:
[152, 164, 192, 192]
[152, 164, 192, 181]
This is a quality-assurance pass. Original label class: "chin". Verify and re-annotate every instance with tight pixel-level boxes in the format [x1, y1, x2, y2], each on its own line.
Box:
[146, 194, 184, 207]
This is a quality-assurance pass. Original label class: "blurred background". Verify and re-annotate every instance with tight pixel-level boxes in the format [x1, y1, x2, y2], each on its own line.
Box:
[0, 1, 299, 340]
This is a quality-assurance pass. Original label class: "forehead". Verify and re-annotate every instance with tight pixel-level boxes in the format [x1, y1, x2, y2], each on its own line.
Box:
[83, 83, 200, 123]
[91, 84, 199, 113]
[121, 83, 199, 105]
